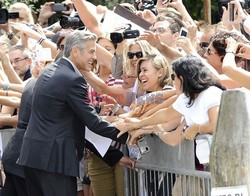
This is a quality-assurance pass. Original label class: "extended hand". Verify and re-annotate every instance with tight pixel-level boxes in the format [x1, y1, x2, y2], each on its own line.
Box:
[119, 156, 135, 169]
[115, 118, 141, 138]
[129, 127, 154, 145]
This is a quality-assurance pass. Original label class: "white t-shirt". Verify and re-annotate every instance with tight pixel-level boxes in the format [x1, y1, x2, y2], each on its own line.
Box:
[173, 86, 223, 164]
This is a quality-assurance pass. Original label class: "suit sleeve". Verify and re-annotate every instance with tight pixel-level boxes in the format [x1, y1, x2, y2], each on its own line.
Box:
[67, 76, 128, 144]
[85, 140, 123, 167]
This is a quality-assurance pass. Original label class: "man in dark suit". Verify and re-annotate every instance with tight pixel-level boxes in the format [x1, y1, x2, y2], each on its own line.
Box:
[17, 30, 129, 196]
[1, 79, 36, 196]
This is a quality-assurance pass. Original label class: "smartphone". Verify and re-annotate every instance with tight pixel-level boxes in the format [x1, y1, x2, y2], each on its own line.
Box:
[51, 3, 69, 12]
[229, 3, 235, 21]
[137, 137, 150, 155]
[179, 27, 188, 37]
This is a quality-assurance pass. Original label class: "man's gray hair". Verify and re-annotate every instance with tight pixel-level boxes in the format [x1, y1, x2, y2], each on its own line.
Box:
[64, 30, 97, 57]
[9, 45, 31, 58]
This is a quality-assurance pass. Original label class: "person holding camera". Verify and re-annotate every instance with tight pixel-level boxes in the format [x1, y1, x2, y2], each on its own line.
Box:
[0, 2, 34, 46]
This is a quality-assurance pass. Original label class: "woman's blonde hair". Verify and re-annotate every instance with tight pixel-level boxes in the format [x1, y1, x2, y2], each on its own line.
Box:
[136, 54, 173, 89]
[123, 39, 159, 76]
[9, 3, 34, 24]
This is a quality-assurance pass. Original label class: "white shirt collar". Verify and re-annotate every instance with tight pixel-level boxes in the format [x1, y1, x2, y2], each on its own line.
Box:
[62, 57, 82, 76]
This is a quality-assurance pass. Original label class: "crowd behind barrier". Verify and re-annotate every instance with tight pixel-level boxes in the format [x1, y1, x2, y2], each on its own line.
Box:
[0, 0, 250, 195]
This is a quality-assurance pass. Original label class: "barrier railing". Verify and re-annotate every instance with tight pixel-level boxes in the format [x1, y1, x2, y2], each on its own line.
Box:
[124, 134, 212, 196]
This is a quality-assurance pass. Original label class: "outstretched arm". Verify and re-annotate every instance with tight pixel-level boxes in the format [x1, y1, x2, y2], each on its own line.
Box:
[72, 0, 103, 37]
[81, 71, 133, 106]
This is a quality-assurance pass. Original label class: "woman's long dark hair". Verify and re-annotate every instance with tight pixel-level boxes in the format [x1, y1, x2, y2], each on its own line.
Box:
[172, 55, 225, 106]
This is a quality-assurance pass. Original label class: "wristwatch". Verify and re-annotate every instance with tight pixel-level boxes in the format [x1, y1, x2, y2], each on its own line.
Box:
[7, 32, 14, 40]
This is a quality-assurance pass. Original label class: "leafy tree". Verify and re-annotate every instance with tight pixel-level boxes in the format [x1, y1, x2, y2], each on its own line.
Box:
[1, 0, 220, 24]
[1, 0, 38, 12]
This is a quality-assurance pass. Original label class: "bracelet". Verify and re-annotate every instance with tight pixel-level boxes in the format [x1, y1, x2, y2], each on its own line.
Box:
[2, 82, 9, 91]
[37, 37, 45, 45]
[155, 124, 165, 136]
[6, 91, 8, 96]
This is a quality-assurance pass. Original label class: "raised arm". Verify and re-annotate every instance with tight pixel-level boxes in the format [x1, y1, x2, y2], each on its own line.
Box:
[0, 51, 22, 84]
[81, 70, 133, 106]
[221, 38, 250, 89]
[11, 23, 57, 58]
[72, 0, 103, 37]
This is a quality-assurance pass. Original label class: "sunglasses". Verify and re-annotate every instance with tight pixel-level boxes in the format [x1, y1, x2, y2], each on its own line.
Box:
[206, 48, 217, 55]
[127, 51, 143, 59]
[171, 73, 175, 81]
[199, 42, 209, 48]
[57, 44, 65, 51]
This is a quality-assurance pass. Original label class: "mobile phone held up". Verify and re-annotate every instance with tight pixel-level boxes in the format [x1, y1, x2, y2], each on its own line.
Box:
[51, 3, 69, 12]
[179, 27, 188, 37]
[229, 3, 235, 21]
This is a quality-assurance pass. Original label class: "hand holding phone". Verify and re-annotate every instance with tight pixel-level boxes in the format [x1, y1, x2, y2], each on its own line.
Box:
[229, 3, 235, 22]
[179, 27, 188, 37]
[51, 3, 69, 12]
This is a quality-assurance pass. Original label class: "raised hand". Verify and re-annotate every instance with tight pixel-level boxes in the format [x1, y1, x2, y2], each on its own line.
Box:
[237, 43, 250, 59]
[225, 37, 238, 54]
[176, 36, 197, 55]
[139, 30, 161, 48]
[38, 2, 56, 24]
[62, 0, 74, 15]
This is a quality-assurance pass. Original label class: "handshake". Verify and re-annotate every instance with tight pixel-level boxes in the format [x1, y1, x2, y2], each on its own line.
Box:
[105, 116, 155, 145]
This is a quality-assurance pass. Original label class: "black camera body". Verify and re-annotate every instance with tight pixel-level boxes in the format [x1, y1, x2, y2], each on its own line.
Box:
[110, 29, 140, 44]
[0, 8, 19, 24]
[59, 14, 84, 29]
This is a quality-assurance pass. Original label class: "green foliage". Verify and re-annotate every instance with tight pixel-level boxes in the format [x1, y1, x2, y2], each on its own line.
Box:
[1, 0, 220, 24]
[1, 0, 39, 13]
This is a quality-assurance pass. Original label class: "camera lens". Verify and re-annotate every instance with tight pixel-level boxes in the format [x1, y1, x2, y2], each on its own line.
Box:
[0, 8, 9, 24]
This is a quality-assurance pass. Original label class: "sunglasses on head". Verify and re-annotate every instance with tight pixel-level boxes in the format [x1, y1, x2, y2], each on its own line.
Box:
[127, 51, 143, 59]
[199, 42, 209, 48]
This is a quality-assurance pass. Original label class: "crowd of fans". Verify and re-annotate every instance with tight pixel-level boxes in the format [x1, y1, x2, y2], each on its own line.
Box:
[0, 0, 249, 195]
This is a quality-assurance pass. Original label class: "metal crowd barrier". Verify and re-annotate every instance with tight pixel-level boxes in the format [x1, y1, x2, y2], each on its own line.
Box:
[124, 134, 212, 196]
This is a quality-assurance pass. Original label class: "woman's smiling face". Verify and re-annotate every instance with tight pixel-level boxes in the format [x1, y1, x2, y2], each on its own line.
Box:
[138, 59, 162, 92]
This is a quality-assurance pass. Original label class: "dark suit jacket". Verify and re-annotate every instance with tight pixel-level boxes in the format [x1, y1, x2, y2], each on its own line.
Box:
[17, 58, 128, 177]
[2, 79, 36, 178]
